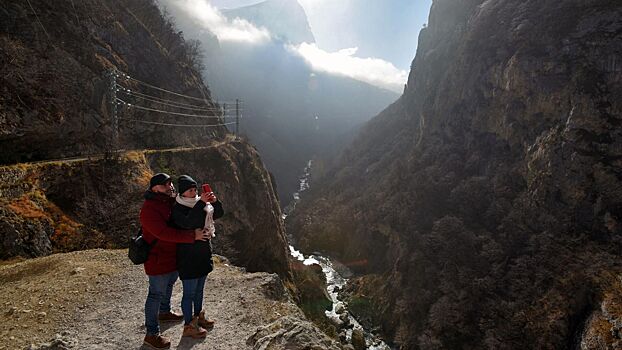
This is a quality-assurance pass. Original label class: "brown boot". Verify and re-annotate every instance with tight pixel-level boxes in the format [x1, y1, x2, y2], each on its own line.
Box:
[197, 310, 215, 329]
[158, 311, 183, 322]
[143, 334, 171, 349]
[182, 317, 207, 339]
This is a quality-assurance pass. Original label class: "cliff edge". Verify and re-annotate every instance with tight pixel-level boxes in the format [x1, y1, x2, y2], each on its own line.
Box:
[0, 249, 343, 350]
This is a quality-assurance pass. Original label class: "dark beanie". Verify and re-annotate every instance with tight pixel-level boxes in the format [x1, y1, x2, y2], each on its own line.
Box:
[177, 175, 198, 195]
[149, 173, 171, 189]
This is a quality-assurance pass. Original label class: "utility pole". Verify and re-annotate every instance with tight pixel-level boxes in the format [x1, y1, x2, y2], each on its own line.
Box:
[235, 99, 240, 136]
[108, 68, 118, 151]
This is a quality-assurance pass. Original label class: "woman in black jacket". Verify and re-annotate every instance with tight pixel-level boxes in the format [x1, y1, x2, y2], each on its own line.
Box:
[170, 175, 224, 339]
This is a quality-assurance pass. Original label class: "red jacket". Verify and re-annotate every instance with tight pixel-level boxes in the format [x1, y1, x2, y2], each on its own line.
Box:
[140, 191, 195, 275]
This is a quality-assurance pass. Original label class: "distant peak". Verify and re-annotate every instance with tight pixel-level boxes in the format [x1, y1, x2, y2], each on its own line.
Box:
[223, 0, 315, 44]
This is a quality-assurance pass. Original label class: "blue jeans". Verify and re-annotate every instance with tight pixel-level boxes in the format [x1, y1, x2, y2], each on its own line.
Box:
[145, 271, 178, 335]
[181, 276, 207, 325]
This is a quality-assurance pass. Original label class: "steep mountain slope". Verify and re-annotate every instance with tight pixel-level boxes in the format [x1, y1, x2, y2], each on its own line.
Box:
[0, 0, 293, 278]
[1, 0, 224, 164]
[288, 0, 622, 348]
[222, 0, 315, 45]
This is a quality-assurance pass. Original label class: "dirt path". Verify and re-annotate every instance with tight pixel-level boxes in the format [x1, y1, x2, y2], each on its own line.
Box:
[0, 249, 340, 350]
[1, 141, 230, 169]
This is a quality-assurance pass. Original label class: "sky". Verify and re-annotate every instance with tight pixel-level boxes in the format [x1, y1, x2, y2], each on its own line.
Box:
[163, 0, 433, 92]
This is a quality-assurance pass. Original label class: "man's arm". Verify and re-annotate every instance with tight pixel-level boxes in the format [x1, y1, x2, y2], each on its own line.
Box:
[140, 206, 195, 243]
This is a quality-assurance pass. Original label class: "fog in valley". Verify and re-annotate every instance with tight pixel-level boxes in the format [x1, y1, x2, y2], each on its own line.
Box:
[157, 0, 431, 204]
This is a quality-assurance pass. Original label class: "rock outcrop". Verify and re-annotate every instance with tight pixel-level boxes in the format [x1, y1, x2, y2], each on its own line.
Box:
[288, 0, 622, 348]
[0, 137, 291, 278]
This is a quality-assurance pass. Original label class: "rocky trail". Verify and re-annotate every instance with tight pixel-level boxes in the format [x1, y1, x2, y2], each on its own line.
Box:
[0, 249, 343, 350]
[8, 143, 228, 168]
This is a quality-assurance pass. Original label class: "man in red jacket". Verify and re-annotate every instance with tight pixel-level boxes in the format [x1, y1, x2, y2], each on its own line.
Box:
[140, 173, 210, 349]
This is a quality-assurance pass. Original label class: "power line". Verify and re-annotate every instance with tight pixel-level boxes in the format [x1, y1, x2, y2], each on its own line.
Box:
[26, 0, 50, 40]
[118, 88, 235, 112]
[116, 72, 216, 104]
[109, 70, 244, 134]
[120, 118, 236, 128]
[117, 73, 241, 105]
[116, 84, 226, 111]
[116, 98, 231, 119]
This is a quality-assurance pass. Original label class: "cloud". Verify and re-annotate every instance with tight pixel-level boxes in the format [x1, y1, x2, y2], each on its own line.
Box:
[160, 0, 406, 92]
[287, 43, 407, 93]
[160, 0, 271, 43]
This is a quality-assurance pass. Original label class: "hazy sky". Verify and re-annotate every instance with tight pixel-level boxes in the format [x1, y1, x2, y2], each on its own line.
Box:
[162, 0, 432, 91]
[211, 0, 433, 70]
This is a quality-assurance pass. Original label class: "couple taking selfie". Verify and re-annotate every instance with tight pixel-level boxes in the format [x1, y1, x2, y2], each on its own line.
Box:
[139, 172, 224, 349]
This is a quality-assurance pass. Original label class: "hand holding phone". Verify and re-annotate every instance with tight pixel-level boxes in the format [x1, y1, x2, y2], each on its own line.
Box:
[202, 183, 212, 194]
[200, 183, 217, 203]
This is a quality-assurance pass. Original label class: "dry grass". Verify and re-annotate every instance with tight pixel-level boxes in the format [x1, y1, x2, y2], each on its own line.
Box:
[7, 195, 49, 220]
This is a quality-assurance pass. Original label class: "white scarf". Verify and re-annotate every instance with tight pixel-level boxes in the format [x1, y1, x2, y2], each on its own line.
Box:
[176, 195, 216, 237]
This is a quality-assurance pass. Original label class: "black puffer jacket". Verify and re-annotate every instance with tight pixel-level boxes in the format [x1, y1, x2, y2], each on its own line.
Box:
[170, 200, 224, 280]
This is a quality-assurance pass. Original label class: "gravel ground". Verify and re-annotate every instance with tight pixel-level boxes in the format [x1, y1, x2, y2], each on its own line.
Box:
[0, 249, 339, 349]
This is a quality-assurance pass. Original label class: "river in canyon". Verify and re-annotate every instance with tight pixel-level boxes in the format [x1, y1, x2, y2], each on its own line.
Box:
[283, 160, 391, 350]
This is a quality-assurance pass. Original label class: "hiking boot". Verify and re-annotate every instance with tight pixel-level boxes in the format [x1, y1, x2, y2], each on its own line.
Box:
[143, 334, 171, 349]
[158, 311, 183, 322]
[182, 317, 207, 339]
[197, 310, 215, 329]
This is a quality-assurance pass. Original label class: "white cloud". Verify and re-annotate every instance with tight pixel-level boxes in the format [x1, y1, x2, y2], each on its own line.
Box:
[160, 0, 271, 43]
[287, 43, 407, 93]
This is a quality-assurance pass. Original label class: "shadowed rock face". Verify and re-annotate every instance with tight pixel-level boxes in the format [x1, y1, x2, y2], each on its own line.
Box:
[0, 0, 225, 165]
[288, 0, 622, 348]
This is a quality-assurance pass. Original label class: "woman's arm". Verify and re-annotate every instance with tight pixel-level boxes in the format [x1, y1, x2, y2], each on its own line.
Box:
[212, 200, 224, 220]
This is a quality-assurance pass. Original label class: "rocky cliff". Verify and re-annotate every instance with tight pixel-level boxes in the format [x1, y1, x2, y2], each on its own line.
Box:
[288, 0, 622, 348]
[0, 137, 291, 278]
[1, 0, 225, 164]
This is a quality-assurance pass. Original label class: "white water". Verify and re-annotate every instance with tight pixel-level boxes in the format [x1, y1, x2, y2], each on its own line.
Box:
[285, 160, 391, 350]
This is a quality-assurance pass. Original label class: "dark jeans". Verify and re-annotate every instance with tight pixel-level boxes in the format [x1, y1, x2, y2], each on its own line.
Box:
[145, 271, 178, 335]
[181, 276, 207, 325]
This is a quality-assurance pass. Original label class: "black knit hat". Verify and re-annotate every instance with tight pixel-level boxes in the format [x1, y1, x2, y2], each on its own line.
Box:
[149, 173, 171, 189]
[177, 175, 198, 195]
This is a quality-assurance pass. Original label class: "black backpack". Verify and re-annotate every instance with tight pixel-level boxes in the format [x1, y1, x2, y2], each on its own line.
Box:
[128, 228, 157, 265]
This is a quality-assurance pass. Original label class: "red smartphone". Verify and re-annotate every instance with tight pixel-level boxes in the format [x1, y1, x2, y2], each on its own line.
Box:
[202, 183, 212, 194]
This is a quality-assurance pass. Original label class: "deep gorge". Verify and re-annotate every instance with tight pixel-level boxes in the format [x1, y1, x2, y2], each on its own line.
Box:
[288, 0, 622, 348]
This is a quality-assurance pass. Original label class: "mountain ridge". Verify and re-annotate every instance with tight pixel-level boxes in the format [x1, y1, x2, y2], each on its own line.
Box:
[288, 0, 622, 347]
